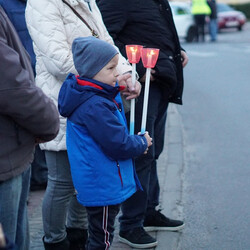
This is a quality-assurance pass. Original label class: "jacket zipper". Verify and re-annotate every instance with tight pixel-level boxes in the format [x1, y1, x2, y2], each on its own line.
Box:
[113, 99, 122, 112]
[116, 161, 123, 187]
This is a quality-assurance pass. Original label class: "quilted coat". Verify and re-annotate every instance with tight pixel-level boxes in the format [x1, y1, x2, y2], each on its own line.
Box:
[25, 0, 132, 151]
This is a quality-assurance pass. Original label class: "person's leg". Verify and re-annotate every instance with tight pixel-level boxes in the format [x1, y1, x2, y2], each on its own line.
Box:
[0, 173, 22, 244]
[118, 84, 162, 248]
[142, 96, 184, 232]
[16, 167, 31, 250]
[209, 18, 217, 41]
[66, 195, 88, 249]
[147, 101, 168, 212]
[119, 167, 157, 248]
[200, 15, 206, 42]
[120, 84, 162, 231]
[197, 15, 203, 42]
[86, 205, 120, 250]
[194, 15, 200, 42]
[119, 167, 151, 231]
[195, 15, 206, 42]
[42, 150, 87, 246]
[67, 194, 88, 229]
[30, 145, 48, 190]
[0, 166, 31, 250]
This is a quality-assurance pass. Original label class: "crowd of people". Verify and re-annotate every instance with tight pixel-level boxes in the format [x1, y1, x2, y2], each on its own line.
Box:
[0, 0, 191, 249]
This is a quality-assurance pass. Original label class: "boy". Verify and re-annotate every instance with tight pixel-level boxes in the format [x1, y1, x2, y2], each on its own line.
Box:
[58, 36, 152, 249]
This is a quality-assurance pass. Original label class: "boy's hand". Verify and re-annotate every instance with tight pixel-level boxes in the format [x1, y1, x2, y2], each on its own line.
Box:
[138, 131, 153, 154]
[118, 73, 141, 100]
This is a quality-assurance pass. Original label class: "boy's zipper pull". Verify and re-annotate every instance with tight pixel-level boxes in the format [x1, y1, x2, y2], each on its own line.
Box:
[116, 161, 123, 187]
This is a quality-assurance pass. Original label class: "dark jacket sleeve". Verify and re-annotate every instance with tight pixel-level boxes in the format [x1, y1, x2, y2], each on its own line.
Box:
[0, 15, 59, 142]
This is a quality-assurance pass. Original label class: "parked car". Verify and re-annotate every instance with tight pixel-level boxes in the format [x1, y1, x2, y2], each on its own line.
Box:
[217, 3, 246, 31]
[169, 1, 197, 42]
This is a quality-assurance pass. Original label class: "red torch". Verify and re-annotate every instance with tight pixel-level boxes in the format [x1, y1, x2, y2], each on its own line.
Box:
[125, 45, 143, 135]
[140, 48, 159, 133]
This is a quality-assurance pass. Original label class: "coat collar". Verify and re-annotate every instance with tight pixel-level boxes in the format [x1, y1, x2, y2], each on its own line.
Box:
[76, 76, 125, 98]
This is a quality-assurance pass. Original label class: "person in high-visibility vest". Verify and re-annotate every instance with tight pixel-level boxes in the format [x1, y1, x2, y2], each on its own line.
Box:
[191, 0, 211, 42]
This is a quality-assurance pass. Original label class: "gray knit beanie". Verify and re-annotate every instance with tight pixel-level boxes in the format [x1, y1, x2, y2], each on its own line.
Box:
[72, 36, 118, 78]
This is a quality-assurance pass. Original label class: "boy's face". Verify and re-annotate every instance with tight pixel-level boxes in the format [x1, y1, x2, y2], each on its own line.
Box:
[93, 54, 119, 87]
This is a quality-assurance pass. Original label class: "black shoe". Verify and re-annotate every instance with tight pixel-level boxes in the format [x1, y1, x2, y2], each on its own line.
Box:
[144, 210, 184, 232]
[119, 227, 157, 249]
[66, 227, 88, 250]
[43, 236, 70, 250]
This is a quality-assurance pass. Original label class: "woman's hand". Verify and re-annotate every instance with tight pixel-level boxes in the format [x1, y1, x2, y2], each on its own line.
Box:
[118, 73, 142, 100]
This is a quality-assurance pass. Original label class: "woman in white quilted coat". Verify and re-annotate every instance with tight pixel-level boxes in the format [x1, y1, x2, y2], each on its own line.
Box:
[25, 0, 141, 249]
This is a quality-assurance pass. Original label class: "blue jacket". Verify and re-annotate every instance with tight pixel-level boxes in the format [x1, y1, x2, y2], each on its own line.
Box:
[58, 74, 147, 206]
[0, 0, 36, 74]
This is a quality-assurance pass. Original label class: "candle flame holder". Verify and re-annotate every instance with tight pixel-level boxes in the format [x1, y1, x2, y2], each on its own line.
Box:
[126, 45, 143, 64]
[140, 48, 160, 133]
[141, 48, 159, 68]
[125, 44, 143, 135]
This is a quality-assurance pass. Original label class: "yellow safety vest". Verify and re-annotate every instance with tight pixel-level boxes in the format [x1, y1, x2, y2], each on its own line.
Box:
[191, 0, 211, 15]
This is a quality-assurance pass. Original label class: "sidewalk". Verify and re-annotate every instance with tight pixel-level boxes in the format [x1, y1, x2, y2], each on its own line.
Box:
[28, 104, 185, 250]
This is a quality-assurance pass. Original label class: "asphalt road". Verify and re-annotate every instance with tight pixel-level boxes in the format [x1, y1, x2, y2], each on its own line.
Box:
[177, 22, 250, 249]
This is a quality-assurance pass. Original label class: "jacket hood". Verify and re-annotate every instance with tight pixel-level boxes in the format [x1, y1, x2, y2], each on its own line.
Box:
[58, 73, 122, 118]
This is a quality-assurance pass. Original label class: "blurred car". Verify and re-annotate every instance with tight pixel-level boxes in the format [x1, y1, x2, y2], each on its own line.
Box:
[169, 1, 197, 42]
[217, 3, 246, 31]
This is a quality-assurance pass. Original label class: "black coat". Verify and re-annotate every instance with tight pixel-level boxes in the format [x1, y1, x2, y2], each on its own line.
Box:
[207, 0, 217, 19]
[97, 0, 184, 104]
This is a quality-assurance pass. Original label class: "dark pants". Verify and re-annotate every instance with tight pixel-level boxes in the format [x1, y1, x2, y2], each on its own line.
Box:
[30, 145, 47, 186]
[194, 14, 206, 42]
[119, 83, 169, 231]
[86, 205, 120, 250]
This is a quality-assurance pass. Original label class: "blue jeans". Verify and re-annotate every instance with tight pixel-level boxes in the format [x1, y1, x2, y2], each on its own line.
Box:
[42, 150, 88, 243]
[120, 83, 169, 231]
[0, 167, 31, 250]
[209, 18, 218, 41]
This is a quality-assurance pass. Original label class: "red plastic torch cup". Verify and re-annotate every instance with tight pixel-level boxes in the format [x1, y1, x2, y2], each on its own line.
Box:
[140, 48, 160, 133]
[125, 45, 143, 135]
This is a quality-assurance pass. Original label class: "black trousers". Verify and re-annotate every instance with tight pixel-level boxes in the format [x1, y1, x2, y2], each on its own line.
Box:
[194, 14, 206, 42]
[86, 205, 120, 250]
[120, 83, 169, 231]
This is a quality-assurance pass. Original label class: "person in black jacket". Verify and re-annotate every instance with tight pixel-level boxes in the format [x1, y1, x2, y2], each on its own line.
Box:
[0, 6, 59, 250]
[97, 0, 188, 248]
